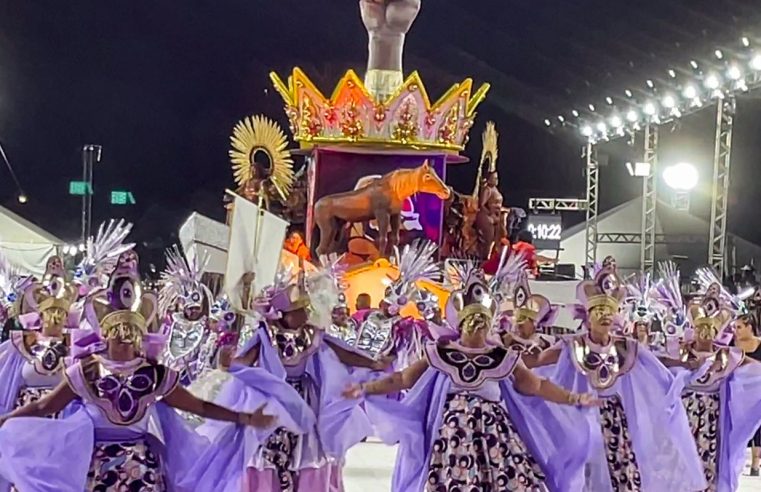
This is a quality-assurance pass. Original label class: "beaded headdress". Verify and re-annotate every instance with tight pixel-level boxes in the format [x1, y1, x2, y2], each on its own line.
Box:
[158, 245, 212, 317]
[73, 220, 135, 297]
[653, 262, 691, 340]
[382, 239, 439, 316]
[624, 273, 662, 325]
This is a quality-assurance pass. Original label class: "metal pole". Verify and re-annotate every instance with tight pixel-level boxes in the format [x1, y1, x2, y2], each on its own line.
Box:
[81, 145, 102, 244]
[584, 143, 599, 270]
[709, 97, 735, 279]
[640, 124, 658, 273]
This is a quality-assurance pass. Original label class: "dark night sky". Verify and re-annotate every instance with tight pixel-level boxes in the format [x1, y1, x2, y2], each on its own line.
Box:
[2, 1, 761, 268]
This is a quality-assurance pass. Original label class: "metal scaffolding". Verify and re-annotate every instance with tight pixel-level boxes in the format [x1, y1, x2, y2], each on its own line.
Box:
[584, 143, 599, 267]
[528, 198, 587, 211]
[708, 97, 736, 279]
[640, 125, 658, 274]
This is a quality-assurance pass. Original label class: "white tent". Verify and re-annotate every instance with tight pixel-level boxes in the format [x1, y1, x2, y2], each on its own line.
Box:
[540, 196, 761, 277]
[0, 205, 63, 276]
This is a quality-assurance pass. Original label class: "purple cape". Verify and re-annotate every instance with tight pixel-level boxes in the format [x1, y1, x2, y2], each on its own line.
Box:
[550, 340, 707, 492]
[363, 367, 592, 492]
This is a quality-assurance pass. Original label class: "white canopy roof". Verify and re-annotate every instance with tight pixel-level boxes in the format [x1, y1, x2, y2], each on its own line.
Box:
[0, 205, 63, 276]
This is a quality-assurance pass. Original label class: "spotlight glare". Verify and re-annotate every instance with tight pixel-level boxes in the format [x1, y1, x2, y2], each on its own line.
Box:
[17, 194, 27, 204]
[544, 119, 551, 127]
[610, 115, 623, 128]
[626, 109, 639, 122]
[605, 96, 613, 105]
[646, 79, 655, 88]
[727, 65, 742, 80]
[571, 109, 580, 117]
[704, 73, 720, 89]
[751, 54, 761, 71]
[557, 115, 565, 123]
[742, 37, 751, 47]
[715, 49, 723, 59]
[690, 60, 699, 70]
[682, 85, 698, 99]
[624, 89, 633, 98]
[643, 101, 657, 116]
[588, 104, 596, 112]
[581, 125, 593, 137]
[596, 122, 607, 133]
[663, 162, 699, 191]
[661, 94, 676, 108]
[668, 69, 677, 78]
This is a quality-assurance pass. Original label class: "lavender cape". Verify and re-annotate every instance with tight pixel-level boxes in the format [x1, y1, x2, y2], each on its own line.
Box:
[550, 340, 707, 492]
[676, 356, 761, 492]
[0, 340, 25, 416]
[0, 360, 220, 492]
[364, 366, 592, 492]
[200, 327, 371, 469]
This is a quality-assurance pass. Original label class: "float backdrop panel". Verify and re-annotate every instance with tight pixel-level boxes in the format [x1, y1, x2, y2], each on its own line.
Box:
[308, 148, 447, 250]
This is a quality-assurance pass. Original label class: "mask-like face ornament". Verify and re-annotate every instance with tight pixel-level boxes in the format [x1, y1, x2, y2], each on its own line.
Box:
[46, 256, 64, 277]
[210, 297, 236, 332]
[382, 283, 409, 317]
[663, 309, 688, 338]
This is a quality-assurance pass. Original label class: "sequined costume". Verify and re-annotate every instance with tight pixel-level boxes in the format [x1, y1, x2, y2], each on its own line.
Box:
[546, 267, 706, 492]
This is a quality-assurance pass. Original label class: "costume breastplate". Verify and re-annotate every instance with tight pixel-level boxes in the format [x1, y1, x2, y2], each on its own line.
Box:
[425, 341, 517, 390]
[11, 332, 67, 376]
[326, 319, 359, 346]
[72, 357, 178, 426]
[685, 347, 743, 393]
[355, 312, 396, 358]
[267, 323, 319, 366]
[569, 335, 638, 391]
[507, 334, 553, 356]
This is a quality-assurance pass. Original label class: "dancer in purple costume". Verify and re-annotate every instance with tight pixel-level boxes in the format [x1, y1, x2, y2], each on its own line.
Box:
[533, 266, 707, 492]
[662, 268, 761, 492]
[203, 270, 385, 492]
[0, 262, 275, 492]
[344, 267, 598, 492]
[500, 273, 559, 363]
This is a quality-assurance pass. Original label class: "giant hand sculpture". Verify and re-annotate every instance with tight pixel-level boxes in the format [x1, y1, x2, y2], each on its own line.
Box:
[359, 0, 421, 100]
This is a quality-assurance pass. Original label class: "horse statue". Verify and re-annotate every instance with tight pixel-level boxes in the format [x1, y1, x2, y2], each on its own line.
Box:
[314, 160, 450, 256]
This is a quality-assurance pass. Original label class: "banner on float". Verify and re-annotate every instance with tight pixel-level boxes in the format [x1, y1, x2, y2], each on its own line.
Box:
[224, 191, 289, 306]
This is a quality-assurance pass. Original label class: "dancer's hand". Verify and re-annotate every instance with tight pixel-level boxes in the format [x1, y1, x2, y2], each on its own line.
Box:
[342, 383, 364, 399]
[372, 354, 395, 371]
[240, 404, 277, 428]
[572, 393, 603, 407]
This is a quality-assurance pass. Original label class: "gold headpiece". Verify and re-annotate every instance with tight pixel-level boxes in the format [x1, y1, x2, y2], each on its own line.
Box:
[33, 277, 77, 314]
[229, 115, 295, 203]
[270, 68, 489, 153]
[579, 267, 625, 313]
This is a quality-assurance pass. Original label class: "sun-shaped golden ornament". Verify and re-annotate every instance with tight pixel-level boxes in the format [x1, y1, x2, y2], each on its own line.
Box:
[229, 115, 295, 203]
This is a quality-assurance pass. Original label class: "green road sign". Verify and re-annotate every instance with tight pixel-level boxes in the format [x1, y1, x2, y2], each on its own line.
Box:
[110, 190, 136, 205]
[69, 181, 93, 196]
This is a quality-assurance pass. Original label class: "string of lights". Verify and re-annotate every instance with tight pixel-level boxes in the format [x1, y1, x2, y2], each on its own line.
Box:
[544, 35, 761, 143]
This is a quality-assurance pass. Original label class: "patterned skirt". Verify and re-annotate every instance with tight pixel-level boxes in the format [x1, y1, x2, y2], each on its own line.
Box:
[426, 393, 547, 492]
[599, 395, 642, 491]
[259, 378, 306, 492]
[15, 387, 61, 419]
[682, 391, 720, 491]
[86, 440, 165, 492]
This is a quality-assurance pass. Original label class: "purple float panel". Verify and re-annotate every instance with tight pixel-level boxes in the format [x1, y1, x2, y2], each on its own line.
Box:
[306, 147, 448, 252]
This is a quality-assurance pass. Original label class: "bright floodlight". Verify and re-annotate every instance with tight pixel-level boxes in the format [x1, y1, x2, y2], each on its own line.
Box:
[751, 54, 761, 71]
[682, 85, 698, 99]
[624, 89, 633, 98]
[668, 69, 677, 78]
[643, 102, 657, 115]
[704, 74, 720, 89]
[742, 37, 751, 48]
[557, 115, 565, 123]
[626, 109, 638, 122]
[646, 79, 655, 88]
[626, 162, 651, 177]
[544, 119, 551, 127]
[690, 60, 699, 70]
[662, 95, 676, 108]
[727, 65, 742, 80]
[571, 109, 580, 117]
[17, 194, 27, 204]
[715, 49, 723, 59]
[605, 96, 613, 105]
[581, 125, 593, 137]
[596, 122, 607, 133]
[663, 162, 699, 191]
[610, 115, 623, 128]
[588, 104, 596, 112]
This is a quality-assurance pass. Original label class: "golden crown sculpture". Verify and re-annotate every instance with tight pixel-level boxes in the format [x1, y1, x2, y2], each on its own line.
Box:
[269, 68, 490, 153]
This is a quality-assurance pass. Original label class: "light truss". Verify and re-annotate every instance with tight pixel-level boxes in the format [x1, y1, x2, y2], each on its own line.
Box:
[708, 96, 735, 278]
[584, 143, 599, 267]
[528, 198, 588, 211]
[597, 232, 705, 244]
[640, 124, 658, 274]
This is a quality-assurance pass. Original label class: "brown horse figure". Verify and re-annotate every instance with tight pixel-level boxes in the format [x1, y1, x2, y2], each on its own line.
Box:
[314, 160, 451, 256]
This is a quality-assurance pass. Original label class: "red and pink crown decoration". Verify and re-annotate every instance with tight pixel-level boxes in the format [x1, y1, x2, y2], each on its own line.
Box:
[269, 68, 490, 153]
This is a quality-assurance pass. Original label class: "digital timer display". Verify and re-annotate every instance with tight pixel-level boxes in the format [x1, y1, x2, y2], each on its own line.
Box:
[525, 214, 562, 250]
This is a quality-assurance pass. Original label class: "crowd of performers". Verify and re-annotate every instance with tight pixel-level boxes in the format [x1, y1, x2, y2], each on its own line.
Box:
[0, 221, 760, 491]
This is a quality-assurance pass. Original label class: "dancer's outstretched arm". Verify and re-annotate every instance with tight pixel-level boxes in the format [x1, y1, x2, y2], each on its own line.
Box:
[231, 343, 260, 368]
[164, 385, 276, 428]
[0, 381, 76, 424]
[343, 358, 428, 398]
[527, 347, 562, 368]
[324, 338, 391, 371]
[512, 361, 599, 407]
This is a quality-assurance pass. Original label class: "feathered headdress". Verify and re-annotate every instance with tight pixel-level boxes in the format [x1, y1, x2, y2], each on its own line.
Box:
[694, 267, 744, 315]
[251, 266, 308, 320]
[159, 245, 212, 317]
[488, 248, 527, 302]
[624, 273, 662, 325]
[383, 240, 440, 315]
[73, 219, 135, 296]
[653, 261, 690, 339]
[305, 254, 348, 327]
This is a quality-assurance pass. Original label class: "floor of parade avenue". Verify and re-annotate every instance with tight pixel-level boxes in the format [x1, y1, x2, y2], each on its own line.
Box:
[343, 440, 761, 491]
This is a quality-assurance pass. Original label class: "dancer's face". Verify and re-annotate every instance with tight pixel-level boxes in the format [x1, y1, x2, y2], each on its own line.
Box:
[589, 305, 615, 333]
[515, 316, 536, 338]
[734, 316, 754, 340]
[283, 308, 308, 330]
